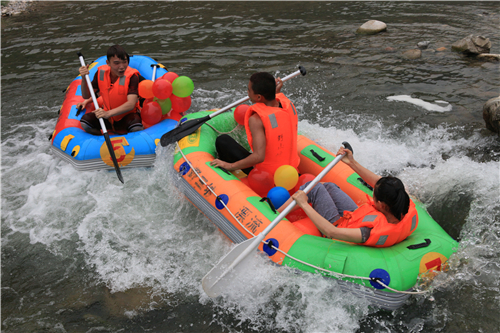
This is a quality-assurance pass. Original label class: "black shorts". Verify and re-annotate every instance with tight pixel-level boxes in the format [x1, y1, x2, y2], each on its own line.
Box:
[81, 112, 143, 134]
[215, 134, 253, 175]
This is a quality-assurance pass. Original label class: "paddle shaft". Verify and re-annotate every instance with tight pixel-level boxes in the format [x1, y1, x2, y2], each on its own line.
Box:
[205, 150, 347, 292]
[206, 68, 306, 120]
[77, 52, 124, 183]
[78, 55, 107, 132]
[151, 63, 160, 81]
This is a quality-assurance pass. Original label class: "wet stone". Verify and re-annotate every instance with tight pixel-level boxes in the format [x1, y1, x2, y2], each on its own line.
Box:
[452, 35, 492, 54]
[402, 49, 422, 60]
[356, 20, 387, 35]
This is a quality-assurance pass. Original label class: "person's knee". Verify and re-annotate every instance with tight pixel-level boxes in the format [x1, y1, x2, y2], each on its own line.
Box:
[300, 181, 324, 192]
[303, 181, 326, 201]
[81, 122, 101, 135]
[215, 134, 232, 150]
[324, 182, 341, 191]
[128, 124, 144, 132]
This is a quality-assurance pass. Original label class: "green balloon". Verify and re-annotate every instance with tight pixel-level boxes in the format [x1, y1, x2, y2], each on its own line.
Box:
[172, 76, 194, 98]
[155, 97, 172, 115]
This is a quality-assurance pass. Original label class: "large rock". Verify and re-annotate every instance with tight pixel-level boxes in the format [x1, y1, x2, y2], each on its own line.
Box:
[452, 35, 491, 55]
[483, 96, 500, 134]
[356, 20, 387, 35]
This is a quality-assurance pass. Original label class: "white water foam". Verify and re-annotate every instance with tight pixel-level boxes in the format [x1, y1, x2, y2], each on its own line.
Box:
[387, 95, 453, 112]
[2, 98, 499, 332]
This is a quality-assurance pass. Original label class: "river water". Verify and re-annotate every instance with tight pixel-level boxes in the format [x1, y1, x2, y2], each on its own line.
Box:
[2, 1, 499, 332]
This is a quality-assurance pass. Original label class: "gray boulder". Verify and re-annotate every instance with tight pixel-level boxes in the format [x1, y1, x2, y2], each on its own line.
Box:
[483, 96, 500, 135]
[356, 20, 387, 35]
[452, 35, 491, 55]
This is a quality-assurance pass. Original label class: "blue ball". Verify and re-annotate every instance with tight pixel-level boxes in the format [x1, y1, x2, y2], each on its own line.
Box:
[267, 186, 290, 210]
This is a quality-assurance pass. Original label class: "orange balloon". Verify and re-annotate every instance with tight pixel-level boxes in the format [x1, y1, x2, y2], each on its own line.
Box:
[138, 80, 154, 99]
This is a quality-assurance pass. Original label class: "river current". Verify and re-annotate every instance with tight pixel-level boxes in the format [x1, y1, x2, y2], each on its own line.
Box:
[2, 2, 499, 332]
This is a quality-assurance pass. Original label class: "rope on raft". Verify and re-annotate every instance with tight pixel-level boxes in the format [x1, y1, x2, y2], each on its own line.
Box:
[175, 141, 429, 295]
[205, 122, 243, 135]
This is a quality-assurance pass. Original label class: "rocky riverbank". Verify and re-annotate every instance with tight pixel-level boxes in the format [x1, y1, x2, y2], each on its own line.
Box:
[1, 0, 37, 16]
[355, 19, 499, 134]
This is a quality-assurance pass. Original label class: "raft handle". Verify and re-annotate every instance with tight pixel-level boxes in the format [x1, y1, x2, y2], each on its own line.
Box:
[310, 149, 325, 162]
[75, 105, 83, 117]
[217, 166, 231, 175]
[407, 238, 431, 250]
[358, 177, 373, 191]
[260, 197, 277, 213]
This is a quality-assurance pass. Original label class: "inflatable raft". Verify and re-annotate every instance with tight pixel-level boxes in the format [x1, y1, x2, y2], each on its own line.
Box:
[171, 110, 458, 310]
[50, 55, 178, 171]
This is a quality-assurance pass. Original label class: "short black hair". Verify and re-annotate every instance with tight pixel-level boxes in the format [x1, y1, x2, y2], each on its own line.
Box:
[107, 44, 129, 62]
[249, 72, 276, 101]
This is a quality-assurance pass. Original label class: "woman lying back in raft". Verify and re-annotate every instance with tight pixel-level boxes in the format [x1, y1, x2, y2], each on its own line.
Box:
[278, 146, 418, 247]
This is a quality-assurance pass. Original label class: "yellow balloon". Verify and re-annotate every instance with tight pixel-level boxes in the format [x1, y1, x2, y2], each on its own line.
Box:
[274, 165, 299, 190]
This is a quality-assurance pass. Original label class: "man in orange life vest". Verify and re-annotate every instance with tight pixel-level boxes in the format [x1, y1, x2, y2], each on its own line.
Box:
[79, 45, 144, 135]
[210, 72, 299, 176]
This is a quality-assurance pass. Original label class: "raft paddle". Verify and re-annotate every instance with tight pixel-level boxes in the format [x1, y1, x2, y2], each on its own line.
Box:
[160, 66, 306, 147]
[77, 52, 124, 184]
[202, 142, 353, 298]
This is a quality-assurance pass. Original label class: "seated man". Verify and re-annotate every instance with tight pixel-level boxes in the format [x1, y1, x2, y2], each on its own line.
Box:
[210, 72, 299, 176]
[279, 146, 418, 247]
[79, 44, 144, 135]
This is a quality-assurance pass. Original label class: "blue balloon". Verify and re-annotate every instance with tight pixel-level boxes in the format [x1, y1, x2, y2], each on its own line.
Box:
[267, 186, 291, 210]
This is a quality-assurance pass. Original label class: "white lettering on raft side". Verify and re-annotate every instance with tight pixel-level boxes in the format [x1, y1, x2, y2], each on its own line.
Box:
[387, 95, 452, 112]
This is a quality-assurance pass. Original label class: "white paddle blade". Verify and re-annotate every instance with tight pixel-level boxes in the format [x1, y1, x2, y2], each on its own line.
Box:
[202, 237, 258, 297]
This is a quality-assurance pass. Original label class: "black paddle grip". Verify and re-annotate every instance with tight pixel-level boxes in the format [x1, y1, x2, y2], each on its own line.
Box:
[299, 66, 307, 76]
[342, 141, 353, 154]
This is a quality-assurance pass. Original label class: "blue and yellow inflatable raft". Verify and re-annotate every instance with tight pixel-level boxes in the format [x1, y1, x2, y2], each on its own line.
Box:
[50, 55, 178, 171]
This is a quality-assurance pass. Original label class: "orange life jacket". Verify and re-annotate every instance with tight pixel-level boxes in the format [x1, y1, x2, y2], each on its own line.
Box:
[334, 196, 418, 247]
[276, 93, 298, 134]
[244, 102, 300, 175]
[96, 65, 140, 123]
